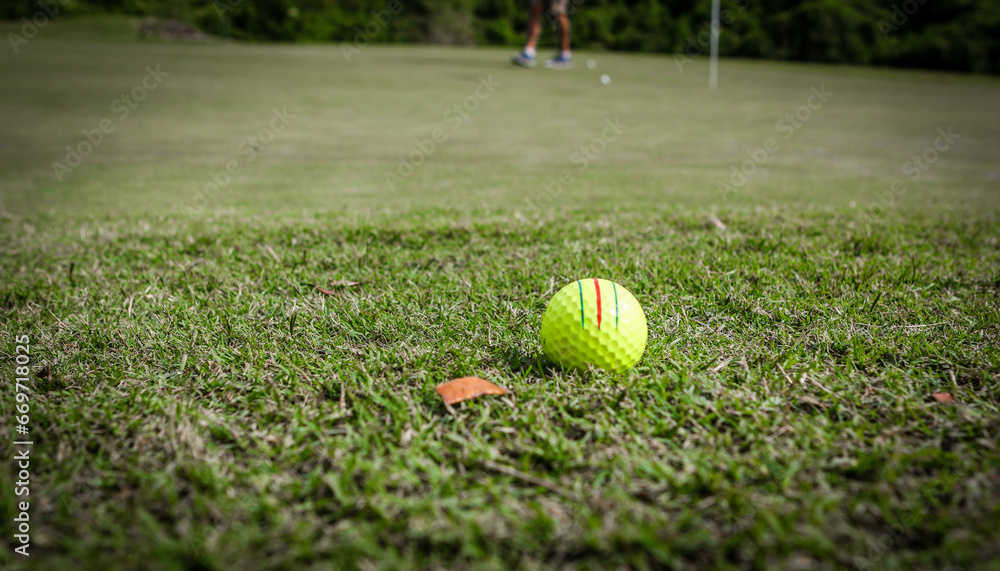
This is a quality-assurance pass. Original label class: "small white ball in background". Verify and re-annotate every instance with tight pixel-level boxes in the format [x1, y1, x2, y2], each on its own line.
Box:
[587, 59, 597, 69]
[600, 74, 611, 85]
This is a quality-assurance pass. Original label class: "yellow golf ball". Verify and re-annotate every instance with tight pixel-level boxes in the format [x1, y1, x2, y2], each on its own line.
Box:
[540, 279, 647, 371]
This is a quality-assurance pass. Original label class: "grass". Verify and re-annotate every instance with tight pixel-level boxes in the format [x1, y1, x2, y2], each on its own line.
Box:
[1, 17, 1000, 570]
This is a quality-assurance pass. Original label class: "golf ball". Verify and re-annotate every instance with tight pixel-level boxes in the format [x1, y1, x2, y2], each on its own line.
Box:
[540, 279, 647, 372]
[600, 74, 611, 85]
[587, 59, 597, 69]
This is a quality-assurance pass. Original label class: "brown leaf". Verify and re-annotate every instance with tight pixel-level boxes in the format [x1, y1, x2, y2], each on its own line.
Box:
[932, 392, 955, 403]
[36, 364, 51, 380]
[314, 285, 338, 296]
[435, 376, 508, 405]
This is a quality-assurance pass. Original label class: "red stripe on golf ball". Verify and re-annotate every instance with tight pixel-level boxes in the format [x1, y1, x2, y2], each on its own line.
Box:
[593, 278, 602, 329]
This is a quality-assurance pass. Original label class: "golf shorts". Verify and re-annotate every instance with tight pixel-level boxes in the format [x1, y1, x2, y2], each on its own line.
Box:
[531, 0, 568, 16]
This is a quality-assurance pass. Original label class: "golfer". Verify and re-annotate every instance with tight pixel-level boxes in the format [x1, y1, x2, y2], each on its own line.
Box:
[511, 0, 572, 68]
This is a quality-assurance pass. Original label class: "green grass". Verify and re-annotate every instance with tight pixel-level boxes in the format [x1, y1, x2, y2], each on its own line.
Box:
[1, 18, 1000, 570]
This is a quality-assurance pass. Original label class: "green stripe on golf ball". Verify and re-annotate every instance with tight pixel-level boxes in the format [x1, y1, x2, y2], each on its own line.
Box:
[540, 279, 647, 372]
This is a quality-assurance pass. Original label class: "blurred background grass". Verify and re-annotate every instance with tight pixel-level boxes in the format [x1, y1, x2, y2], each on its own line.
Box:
[1, 18, 998, 218]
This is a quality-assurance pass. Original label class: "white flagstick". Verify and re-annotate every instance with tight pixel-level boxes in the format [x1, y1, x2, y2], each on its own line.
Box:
[709, 0, 720, 89]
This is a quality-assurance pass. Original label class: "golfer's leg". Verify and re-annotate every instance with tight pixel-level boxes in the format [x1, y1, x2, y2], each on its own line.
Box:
[512, 0, 544, 66]
[525, 0, 543, 52]
[542, 0, 572, 67]
[558, 11, 570, 53]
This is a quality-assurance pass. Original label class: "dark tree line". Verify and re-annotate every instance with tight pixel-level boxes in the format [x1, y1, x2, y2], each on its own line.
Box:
[5, 0, 999, 74]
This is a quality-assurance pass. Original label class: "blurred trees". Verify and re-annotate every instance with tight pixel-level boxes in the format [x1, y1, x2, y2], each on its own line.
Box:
[6, 0, 998, 74]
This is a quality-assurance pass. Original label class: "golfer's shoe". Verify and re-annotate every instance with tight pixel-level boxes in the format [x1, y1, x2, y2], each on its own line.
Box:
[543, 54, 573, 69]
[510, 52, 537, 68]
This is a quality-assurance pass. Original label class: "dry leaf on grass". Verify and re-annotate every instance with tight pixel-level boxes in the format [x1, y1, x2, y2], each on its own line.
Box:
[435, 377, 508, 405]
[329, 280, 364, 287]
[932, 392, 955, 403]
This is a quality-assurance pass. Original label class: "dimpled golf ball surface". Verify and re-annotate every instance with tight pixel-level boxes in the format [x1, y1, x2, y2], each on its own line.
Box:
[541, 279, 647, 371]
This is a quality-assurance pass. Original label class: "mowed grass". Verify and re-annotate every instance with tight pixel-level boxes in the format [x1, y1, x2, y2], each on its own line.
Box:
[2, 17, 1000, 570]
